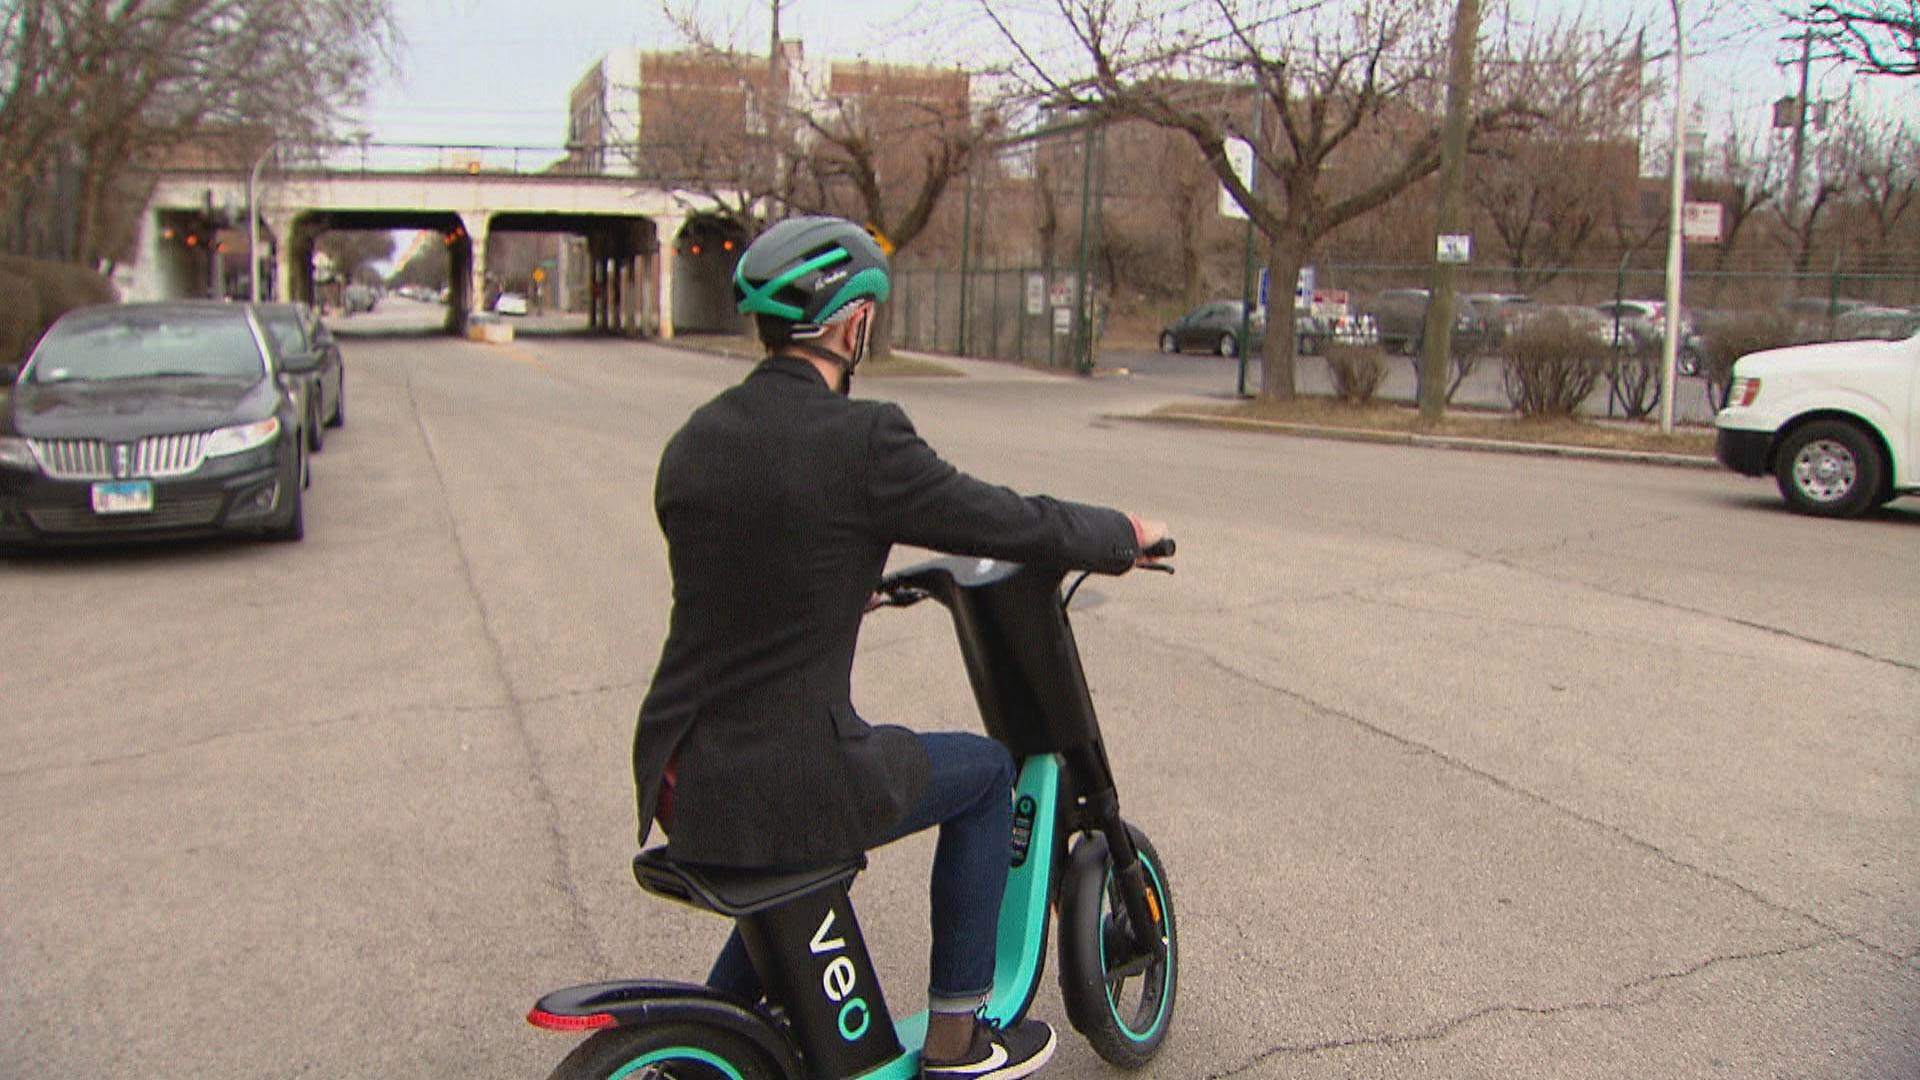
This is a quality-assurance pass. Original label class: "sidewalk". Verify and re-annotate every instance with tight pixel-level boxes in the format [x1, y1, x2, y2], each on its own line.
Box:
[663, 334, 1721, 470]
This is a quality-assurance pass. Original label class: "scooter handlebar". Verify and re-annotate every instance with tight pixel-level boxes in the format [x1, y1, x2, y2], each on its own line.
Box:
[1141, 536, 1176, 559]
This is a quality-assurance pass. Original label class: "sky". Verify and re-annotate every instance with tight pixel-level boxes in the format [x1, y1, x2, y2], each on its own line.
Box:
[351, 0, 1915, 162]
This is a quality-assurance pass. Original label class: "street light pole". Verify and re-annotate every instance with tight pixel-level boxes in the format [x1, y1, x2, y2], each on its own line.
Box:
[247, 139, 286, 302]
[1658, 0, 1686, 434]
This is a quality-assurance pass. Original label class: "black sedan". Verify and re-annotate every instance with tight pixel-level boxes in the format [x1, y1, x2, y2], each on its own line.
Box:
[1159, 300, 1328, 358]
[253, 302, 345, 452]
[0, 302, 308, 546]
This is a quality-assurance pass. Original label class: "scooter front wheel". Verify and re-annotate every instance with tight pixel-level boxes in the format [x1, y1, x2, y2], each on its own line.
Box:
[1057, 825, 1178, 1067]
[545, 1021, 783, 1080]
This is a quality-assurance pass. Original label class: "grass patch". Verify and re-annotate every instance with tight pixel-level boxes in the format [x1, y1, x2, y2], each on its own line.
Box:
[1163, 397, 1717, 456]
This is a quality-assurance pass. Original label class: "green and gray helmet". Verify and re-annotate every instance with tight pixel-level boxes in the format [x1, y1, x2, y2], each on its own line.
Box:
[732, 216, 892, 334]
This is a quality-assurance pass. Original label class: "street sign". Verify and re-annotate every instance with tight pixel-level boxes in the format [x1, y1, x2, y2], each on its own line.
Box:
[1220, 138, 1254, 220]
[1052, 306, 1072, 336]
[1025, 274, 1045, 316]
[1437, 234, 1472, 264]
[1683, 201, 1724, 243]
[1048, 276, 1076, 308]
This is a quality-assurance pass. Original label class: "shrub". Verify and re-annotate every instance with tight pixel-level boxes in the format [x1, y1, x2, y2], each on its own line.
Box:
[1501, 310, 1610, 417]
[1604, 332, 1661, 420]
[1697, 311, 1800, 411]
[1325, 342, 1386, 404]
[0, 256, 118, 369]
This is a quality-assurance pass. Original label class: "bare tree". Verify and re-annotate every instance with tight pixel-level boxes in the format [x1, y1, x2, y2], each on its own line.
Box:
[655, 12, 1005, 354]
[0, 0, 396, 266]
[1694, 127, 1776, 289]
[1766, 115, 1853, 275]
[1843, 115, 1917, 270]
[1793, 0, 1920, 77]
[984, 0, 1643, 400]
[1471, 134, 1619, 291]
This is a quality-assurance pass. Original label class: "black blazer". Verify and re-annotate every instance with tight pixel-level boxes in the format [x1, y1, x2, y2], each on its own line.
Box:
[631, 355, 1139, 868]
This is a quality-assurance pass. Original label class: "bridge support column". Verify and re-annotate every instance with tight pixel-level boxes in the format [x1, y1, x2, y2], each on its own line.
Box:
[654, 214, 684, 341]
[265, 212, 298, 303]
[586, 233, 605, 333]
[449, 211, 487, 335]
[623, 255, 640, 337]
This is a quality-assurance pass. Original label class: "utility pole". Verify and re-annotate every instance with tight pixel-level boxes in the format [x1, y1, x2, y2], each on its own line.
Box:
[1657, 0, 1687, 434]
[1787, 28, 1812, 222]
[1418, 0, 1481, 423]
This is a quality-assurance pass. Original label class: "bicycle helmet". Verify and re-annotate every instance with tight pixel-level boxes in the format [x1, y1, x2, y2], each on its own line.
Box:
[733, 216, 892, 337]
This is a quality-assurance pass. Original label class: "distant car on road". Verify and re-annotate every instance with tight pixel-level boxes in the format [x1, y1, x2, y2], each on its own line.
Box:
[1158, 300, 1328, 358]
[1594, 299, 1706, 375]
[1833, 306, 1920, 342]
[253, 302, 345, 453]
[494, 292, 529, 317]
[0, 302, 309, 545]
[1362, 288, 1493, 356]
[344, 285, 377, 314]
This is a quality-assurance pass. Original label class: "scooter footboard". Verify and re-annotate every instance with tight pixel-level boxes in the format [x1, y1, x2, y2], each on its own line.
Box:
[529, 979, 801, 1073]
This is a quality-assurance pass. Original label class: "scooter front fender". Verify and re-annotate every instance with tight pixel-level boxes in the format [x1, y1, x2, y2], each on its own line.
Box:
[529, 979, 803, 1078]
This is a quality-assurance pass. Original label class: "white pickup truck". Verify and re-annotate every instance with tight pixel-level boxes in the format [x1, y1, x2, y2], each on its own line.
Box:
[1714, 330, 1919, 517]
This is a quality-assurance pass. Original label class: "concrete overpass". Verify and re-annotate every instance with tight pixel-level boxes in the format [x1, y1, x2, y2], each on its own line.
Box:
[131, 160, 749, 338]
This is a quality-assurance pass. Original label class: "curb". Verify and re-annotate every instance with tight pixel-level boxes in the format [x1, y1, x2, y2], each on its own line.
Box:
[1133, 411, 1721, 470]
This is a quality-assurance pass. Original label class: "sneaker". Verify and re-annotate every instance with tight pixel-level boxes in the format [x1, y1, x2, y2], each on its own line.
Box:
[921, 1017, 1058, 1080]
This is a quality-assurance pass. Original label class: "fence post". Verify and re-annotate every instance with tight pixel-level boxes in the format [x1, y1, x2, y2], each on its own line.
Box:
[958, 170, 974, 356]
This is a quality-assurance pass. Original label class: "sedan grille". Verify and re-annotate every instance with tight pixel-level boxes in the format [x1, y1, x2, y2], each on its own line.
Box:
[25, 494, 224, 534]
[29, 433, 213, 480]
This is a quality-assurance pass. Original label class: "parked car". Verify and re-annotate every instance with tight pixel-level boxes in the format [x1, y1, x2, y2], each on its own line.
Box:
[253, 302, 345, 453]
[1464, 292, 1533, 349]
[1363, 288, 1494, 356]
[1833, 306, 1920, 342]
[1714, 326, 1919, 517]
[494, 292, 529, 316]
[0, 302, 308, 545]
[1158, 300, 1328, 358]
[343, 284, 378, 314]
[1593, 299, 1707, 375]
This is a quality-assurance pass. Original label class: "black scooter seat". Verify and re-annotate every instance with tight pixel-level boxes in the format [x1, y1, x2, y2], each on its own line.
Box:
[633, 847, 866, 917]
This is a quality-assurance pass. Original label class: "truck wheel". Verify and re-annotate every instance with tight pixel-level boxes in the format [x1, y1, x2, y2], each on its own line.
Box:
[1774, 419, 1883, 518]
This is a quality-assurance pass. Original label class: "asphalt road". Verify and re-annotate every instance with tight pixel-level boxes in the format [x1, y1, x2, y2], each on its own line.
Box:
[3, 324, 1916, 1079]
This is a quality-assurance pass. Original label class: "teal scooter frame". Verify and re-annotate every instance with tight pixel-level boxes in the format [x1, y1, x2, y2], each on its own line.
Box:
[530, 546, 1179, 1080]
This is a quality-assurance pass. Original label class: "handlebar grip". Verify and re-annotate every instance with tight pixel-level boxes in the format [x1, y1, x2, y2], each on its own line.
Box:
[1142, 537, 1176, 559]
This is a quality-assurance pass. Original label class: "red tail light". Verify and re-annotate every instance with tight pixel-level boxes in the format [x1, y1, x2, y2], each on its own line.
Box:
[527, 1008, 617, 1032]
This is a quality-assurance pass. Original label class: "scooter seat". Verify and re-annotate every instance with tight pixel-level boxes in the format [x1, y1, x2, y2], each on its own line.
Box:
[632, 847, 866, 917]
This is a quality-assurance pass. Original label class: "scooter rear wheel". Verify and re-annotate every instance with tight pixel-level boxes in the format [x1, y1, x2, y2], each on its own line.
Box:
[1057, 825, 1178, 1067]
[545, 1021, 781, 1080]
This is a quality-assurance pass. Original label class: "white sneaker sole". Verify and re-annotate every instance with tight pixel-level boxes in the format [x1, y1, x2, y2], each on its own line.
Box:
[923, 1025, 1058, 1080]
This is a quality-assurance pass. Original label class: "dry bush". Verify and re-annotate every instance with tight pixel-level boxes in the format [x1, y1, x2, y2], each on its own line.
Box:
[1605, 332, 1661, 420]
[1325, 343, 1387, 403]
[1500, 310, 1610, 417]
[1698, 311, 1801, 411]
[0, 256, 118, 368]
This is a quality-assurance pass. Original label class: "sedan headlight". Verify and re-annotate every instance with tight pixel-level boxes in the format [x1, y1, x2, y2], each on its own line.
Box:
[204, 417, 282, 458]
[0, 435, 39, 472]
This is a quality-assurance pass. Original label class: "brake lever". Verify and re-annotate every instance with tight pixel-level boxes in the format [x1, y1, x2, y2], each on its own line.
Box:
[1138, 562, 1175, 575]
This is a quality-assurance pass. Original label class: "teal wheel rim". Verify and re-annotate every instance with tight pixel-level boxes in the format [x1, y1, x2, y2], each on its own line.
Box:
[1097, 850, 1174, 1042]
[609, 1046, 746, 1080]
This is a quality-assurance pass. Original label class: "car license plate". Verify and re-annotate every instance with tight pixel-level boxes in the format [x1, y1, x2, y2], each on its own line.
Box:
[91, 480, 154, 514]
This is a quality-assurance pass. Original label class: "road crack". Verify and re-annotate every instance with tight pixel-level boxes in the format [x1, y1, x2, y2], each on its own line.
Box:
[1106, 619, 1907, 966]
[401, 361, 614, 976]
[1203, 939, 1836, 1077]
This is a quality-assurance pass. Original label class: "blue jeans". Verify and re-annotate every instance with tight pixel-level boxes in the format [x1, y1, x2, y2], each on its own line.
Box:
[706, 731, 1014, 1008]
